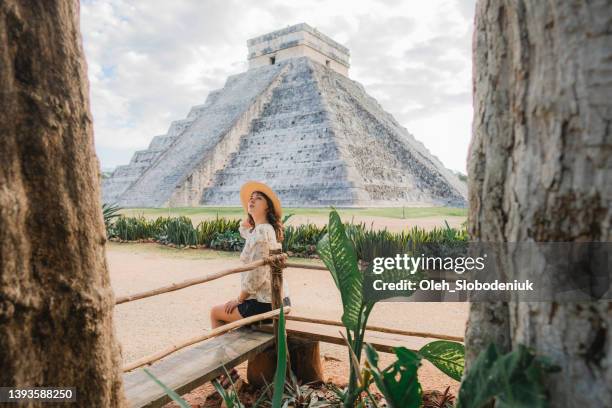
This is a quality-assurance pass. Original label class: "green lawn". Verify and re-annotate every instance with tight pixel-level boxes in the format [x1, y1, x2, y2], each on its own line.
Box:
[119, 206, 467, 220]
[106, 241, 325, 265]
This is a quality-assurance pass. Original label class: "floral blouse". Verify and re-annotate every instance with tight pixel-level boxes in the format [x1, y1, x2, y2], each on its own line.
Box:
[239, 223, 290, 303]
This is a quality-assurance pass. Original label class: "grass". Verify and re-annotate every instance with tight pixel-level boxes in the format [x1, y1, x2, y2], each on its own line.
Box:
[106, 241, 326, 265]
[119, 206, 467, 220]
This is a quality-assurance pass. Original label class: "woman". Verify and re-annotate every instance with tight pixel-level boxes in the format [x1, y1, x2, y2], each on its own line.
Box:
[209, 180, 291, 329]
[209, 181, 291, 387]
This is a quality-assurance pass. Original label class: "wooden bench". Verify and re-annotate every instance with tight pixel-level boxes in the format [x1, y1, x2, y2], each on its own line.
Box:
[119, 255, 461, 407]
[123, 327, 274, 408]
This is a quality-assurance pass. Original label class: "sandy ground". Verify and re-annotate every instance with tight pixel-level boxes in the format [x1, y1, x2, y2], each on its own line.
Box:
[110, 243, 468, 406]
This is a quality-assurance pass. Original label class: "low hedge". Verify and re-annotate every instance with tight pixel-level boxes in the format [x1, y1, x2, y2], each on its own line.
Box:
[107, 215, 467, 259]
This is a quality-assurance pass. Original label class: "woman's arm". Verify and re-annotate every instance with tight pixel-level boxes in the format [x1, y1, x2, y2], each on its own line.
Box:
[239, 218, 253, 239]
[238, 290, 250, 302]
[225, 289, 252, 314]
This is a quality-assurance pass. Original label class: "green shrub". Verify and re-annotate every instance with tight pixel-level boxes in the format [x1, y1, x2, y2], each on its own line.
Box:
[157, 216, 198, 246]
[282, 223, 327, 254]
[107, 213, 468, 260]
[102, 203, 122, 233]
[112, 216, 163, 241]
[209, 231, 245, 251]
[346, 221, 468, 263]
[197, 217, 241, 246]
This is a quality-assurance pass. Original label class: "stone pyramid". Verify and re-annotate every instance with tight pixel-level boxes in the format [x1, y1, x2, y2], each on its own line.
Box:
[102, 23, 467, 207]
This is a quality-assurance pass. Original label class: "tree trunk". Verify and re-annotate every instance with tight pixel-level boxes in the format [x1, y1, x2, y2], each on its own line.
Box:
[467, 0, 611, 406]
[0, 1, 126, 406]
[247, 338, 324, 388]
[248, 249, 324, 387]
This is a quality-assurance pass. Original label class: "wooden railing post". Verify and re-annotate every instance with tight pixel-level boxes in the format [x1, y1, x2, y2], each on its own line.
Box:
[268, 249, 291, 375]
[269, 249, 284, 339]
[249, 252, 323, 386]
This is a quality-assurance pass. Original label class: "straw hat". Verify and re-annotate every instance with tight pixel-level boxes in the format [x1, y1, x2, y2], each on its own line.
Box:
[239, 180, 283, 219]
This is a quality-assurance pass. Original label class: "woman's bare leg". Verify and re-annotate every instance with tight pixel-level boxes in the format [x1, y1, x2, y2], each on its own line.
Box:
[210, 304, 244, 329]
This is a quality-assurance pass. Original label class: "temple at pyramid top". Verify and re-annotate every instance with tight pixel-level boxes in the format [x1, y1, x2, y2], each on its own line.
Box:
[247, 23, 350, 76]
[102, 23, 467, 208]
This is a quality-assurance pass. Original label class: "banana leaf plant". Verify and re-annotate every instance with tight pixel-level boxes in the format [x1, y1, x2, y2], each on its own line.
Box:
[364, 344, 422, 408]
[338, 338, 464, 408]
[317, 209, 468, 407]
[316, 210, 373, 406]
[316, 209, 424, 406]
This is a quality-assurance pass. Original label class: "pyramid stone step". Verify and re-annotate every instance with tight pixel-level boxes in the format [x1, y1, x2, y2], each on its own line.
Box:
[102, 24, 467, 208]
[115, 61, 290, 207]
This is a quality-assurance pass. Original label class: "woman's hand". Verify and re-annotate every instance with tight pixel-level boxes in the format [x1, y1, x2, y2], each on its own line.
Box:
[241, 218, 253, 229]
[224, 298, 242, 314]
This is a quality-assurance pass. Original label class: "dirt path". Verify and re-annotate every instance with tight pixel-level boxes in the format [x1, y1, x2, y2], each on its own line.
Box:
[110, 243, 468, 405]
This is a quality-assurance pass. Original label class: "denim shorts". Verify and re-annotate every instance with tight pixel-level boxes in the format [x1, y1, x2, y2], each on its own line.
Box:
[237, 297, 291, 320]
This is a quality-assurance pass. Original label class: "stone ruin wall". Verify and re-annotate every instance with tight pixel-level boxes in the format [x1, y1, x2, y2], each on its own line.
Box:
[168, 64, 290, 206]
[314, 61, 467, 206]
[112, 63, 286, 207]
[248, 23, 350, 76]
[200, 58, 359, 206]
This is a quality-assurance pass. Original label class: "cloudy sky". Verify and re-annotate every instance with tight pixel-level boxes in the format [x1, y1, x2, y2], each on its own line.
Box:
[81, 0, 476, 174]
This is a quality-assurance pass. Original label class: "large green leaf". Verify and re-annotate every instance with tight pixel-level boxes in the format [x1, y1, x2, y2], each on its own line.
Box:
[362, 261, 424, 305]
[316, 210, 363, 331]
[456, 343, 499, 408]
[316, 233, 340, 288]
[271, 305, 287, 408]
[493, 345, 558, 408]
[365, 344, 422, 408]
[457, 343, 560, 408]
[419, 340, 465, 381]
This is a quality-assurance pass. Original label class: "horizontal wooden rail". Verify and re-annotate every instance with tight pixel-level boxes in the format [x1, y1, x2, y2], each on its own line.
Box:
[123, 306, 291, 372]
[115, 253, 287, 305]
[281, 315, 464, 342]
[284, 261, 328, 270]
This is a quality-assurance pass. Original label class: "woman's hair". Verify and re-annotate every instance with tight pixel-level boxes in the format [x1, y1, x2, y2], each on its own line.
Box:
[247, 191, 284, 242]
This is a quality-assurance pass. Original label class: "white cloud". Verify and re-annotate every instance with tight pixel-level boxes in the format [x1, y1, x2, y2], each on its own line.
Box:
[81, 0, 476, 173]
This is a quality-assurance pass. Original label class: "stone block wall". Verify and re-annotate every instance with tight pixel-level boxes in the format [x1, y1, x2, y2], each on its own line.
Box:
[103, 56, 467, 208]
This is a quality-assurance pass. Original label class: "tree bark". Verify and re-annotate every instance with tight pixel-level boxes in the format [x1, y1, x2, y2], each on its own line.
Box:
[247, 339, 324, 388]
[467, 0, 611, 406]
[0, 1, 126, 406]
